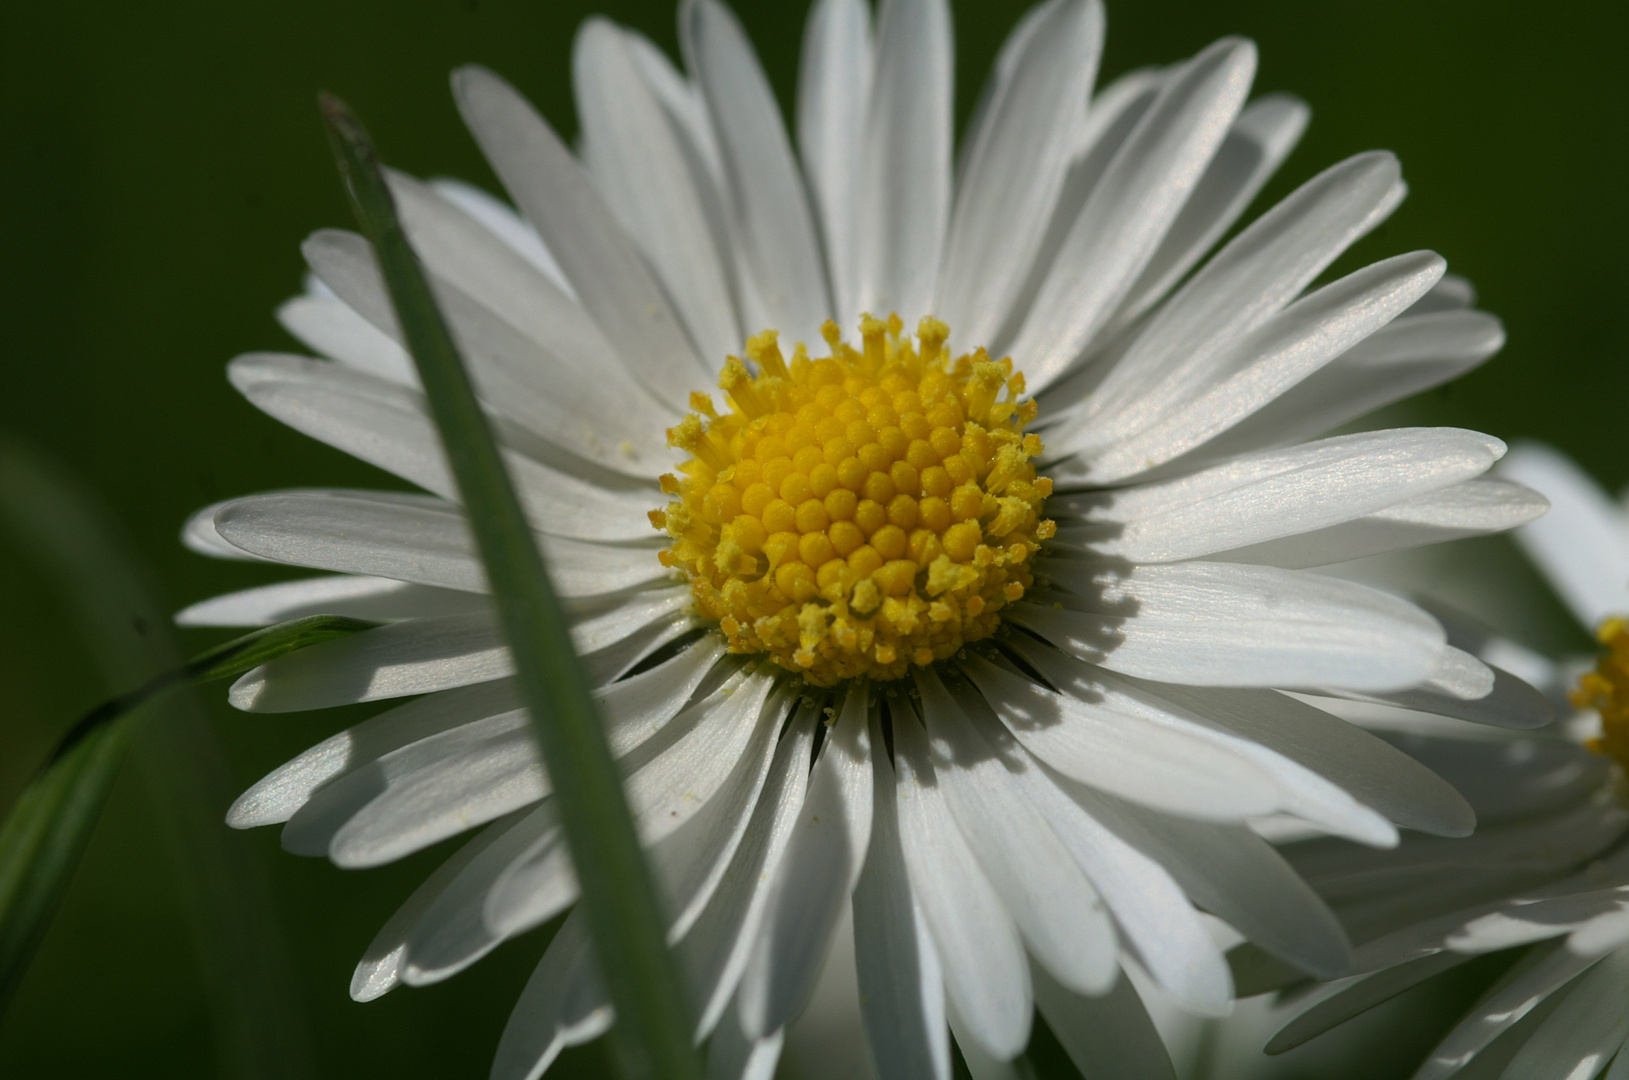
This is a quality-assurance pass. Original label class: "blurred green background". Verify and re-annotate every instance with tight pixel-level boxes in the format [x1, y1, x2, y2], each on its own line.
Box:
[0, 0, 1623, 1076]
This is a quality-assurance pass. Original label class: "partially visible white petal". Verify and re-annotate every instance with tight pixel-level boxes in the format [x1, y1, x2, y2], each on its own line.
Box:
[936, 0, 1102, 347]
[1031, 959, 1179, 1080]
[1499, 442, 1629, 629]
[176, 575, 486, 628]
[707, 998, 784, 1080]
[575, 19, 741, 363]
[797, 0, 872, 323]
[427, 177, 570, 293]
[892, 705, 1031, 1060]
[851, 0, 953, 325]
[1019, 561, 1446, 691]
[852, 711, 951, 1080]
[1499, 946, 1629, 1080]
[739, 682, 874, 1037]
[681, 0, 831, 346]
[1011, 37, 1256, 390]
[451, 65, 707, 409]
[277, 293, 417, 386]
[490, 907, 612, 1080]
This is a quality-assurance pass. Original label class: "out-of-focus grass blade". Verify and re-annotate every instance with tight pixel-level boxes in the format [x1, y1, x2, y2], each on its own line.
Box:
[321, 94, 702, 1080]
[0, 442, 318, 1077]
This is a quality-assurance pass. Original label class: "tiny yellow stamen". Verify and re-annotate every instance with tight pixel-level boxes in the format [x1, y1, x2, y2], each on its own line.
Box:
[1576, 618, 1629, 771]
[655, 316, 1052, 685]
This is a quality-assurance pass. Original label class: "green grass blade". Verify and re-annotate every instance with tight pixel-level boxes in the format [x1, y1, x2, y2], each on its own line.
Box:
[0, 443, 318, 1075]
[320, 94, 702, 1080]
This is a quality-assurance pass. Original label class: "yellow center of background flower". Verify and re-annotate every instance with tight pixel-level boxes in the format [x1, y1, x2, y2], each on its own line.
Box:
[1576, 617, 1629, 771]
[652, 315, 1055, 686]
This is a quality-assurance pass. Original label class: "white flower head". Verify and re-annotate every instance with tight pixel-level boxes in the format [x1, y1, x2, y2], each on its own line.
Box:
[180, 0, 1545, 1075]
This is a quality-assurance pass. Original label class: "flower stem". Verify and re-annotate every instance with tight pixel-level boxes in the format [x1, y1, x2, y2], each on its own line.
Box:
[319, 94, 701, 1080]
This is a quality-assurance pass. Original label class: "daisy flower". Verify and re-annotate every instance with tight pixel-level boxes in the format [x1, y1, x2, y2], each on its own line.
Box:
[1246, 443, 1629, 1080]
[177, 0, 1547, 1075]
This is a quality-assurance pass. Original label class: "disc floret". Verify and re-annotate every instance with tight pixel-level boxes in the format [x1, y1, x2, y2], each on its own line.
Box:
[1576, 617, 1629, 771]
[653, 315, 1054, 685]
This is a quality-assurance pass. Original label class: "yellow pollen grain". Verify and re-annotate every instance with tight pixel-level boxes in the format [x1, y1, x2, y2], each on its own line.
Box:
[1575, 617, 1629, 772]
[656, 316, 1053, 685]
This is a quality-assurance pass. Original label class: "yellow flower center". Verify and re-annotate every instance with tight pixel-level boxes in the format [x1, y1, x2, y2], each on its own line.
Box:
[1576, 617, 1629, 771]
[652, 315, 1055, 686]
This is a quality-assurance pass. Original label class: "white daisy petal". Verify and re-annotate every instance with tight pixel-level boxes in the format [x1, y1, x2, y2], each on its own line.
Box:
[176, 575, 486, 628]
[849, 0, 953, 326]
[852, 712, 951, 1080]
[1499, 946, 1629, 1080]
[1031, 959, 1178, 1080]
[1499, 441, 1629, 628]
[1192, 308, 1506, 461]
[936, 0, 1103, 348]
[1060, 249, 1446, 482]
[706, 1000, 784, 1080]
[490, 907, 612, 1080]
[916, 668, 1118, 995]
[575, 19, 741, 363]
[797, 0, 872, 324]
[1012, 36, 1257, 389]
[1209, 478, 1548, 570]
[209, 489, 667, 599]
[1110, 91, 1310, 331]
[958, 648, 1277, 821]
[739, 682, 874, 1037]
[301, 223, 673, 474]
[229, 592, 696, 713]
[277, 292, 418, 387]
[1409, 943, 1597, 1080]
[680, 707, 817, 1040]
[1053, 427, 1507, 564]
[1021, 561, 1445, 691]
[680, 0, 830, 345]
[1263, 950, 1475, 1056]
[348, 808, 531, 1002]
[427, 177, 571, 293]
[952, 680, 1230, 1013]
[400, 803, 565, 986]
[451, 64, 708, 408]
[1070, 788, 1353, 978]
[892, 705, 1031, 1061]
[226, 353, 658, 542]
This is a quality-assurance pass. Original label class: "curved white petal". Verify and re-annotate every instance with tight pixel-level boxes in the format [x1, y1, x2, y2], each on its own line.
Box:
[797, 0, 872, 323]
[177, 575, 487, 628]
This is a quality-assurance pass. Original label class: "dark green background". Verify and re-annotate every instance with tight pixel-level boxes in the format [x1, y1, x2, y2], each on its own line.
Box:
[0, 1, 1622, 1076]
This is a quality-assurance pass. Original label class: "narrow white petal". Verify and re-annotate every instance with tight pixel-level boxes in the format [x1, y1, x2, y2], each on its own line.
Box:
[1111, 92, 1310, 329]
[1072, 787, 1354, 978]
[681, 0, 830, 345]
[936, 0, 1102, 348]
[302, 223, 673, 475]
[1031, 959, 1178, 1080]
[1054, 427, 1507, 564]
[1011, 37, 1257, 389]
[226, 353, 658, 542]
[277, 293, 417, 386]
[1058, 250, 1447, 482]
[1191, 308, 1506, 460]
[427, 177, 571, 293]
[739, 683, 873, 1037]
[891, 706, 1031, 1060]
[707, 998, 785, 1080]
[451, 65, 707, 408]
[798, 0, 872, 323]
[230, 596, 696, 712]
[490, 908, 612, 1080]
[1263, 950, 1474, 1055]
[1499, 441, 1629, 629]
[1500, 946, 1629, 1080]
[210, 489, 667, 598]
[958, 648, 1277, 821]
[915, 668, 1119, 994]
[348, 809, 528, 1002]
[1055, 148, 1401, 426]
[951, 680, 1230, 1014]
[852, 0, 953, 325]
[575, 20, 741, 363]
[176, 575, 486, 628]
[1410, 942, 1597, 1080]
[1209, 478, 1547, 569]
[852, 712, 951, 1080]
